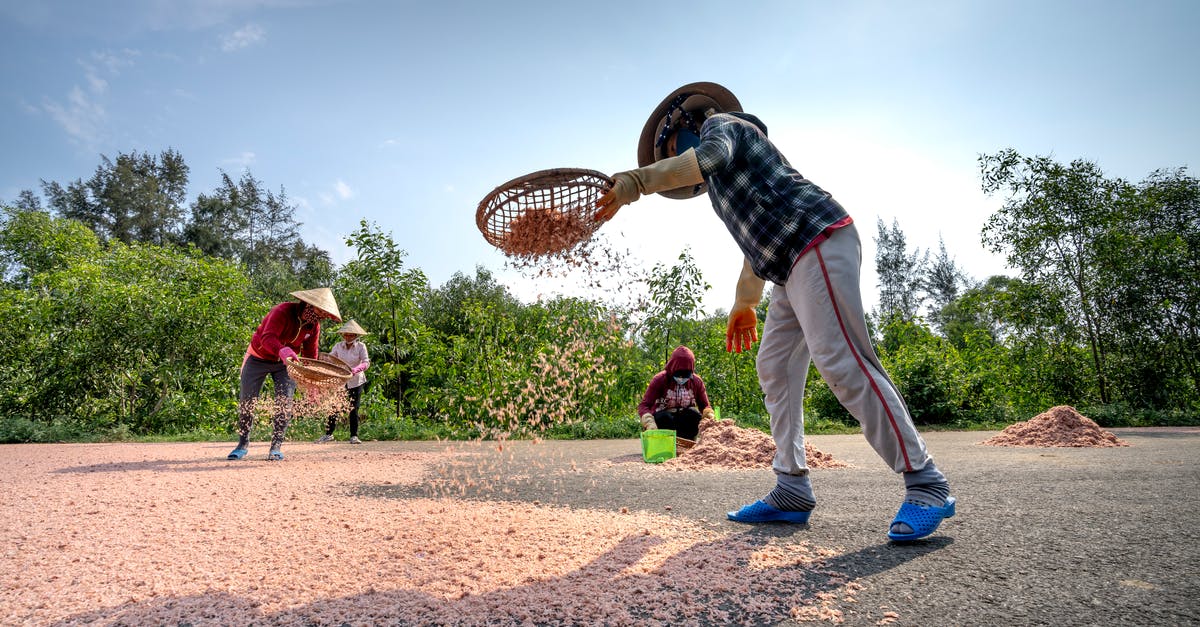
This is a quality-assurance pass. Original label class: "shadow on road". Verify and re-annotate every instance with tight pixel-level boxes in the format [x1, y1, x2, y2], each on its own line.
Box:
[53, 520, 951, 626]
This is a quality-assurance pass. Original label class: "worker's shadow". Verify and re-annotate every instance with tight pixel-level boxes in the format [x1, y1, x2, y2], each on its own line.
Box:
[51, 522, 950, 626]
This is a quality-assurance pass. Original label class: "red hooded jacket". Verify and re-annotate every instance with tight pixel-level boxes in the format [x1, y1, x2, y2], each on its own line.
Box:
[637, 345, 712, 417]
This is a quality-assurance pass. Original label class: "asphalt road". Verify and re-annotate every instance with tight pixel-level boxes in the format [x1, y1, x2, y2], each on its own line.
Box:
[371, 427, 1200, 626]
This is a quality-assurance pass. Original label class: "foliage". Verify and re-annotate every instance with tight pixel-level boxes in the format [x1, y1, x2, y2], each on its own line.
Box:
[424, 292, 636, 440]
[685, 311, 764, 420]
[0, 209, 260, 435]
[182, 170, 333, 301]
[5, 146, 1200, 441]
[878, 319, 967, 424]
[335, 220, 430, 418]
[981, 150, 1200, 410]
[641, 247, 711, 365]
[980, 150, 1125, 402]
[923, 237, 972, 335]
[873, 216, 927, 323]
[0, 206, 102, 286]
[41, 149, 189, 247]
[1091, 168, 1200, 408]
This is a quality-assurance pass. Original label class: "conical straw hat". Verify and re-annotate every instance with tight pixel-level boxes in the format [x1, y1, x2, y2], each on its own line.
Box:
[290, 287, 342, 321]
[337, 320, 369, 335]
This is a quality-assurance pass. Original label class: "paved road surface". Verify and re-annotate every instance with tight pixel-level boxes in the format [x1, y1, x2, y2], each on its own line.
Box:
[383, 428, 1200, 626]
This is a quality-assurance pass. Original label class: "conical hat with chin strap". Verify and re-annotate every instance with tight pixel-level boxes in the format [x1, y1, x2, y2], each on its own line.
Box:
[290, 287, 342, 322]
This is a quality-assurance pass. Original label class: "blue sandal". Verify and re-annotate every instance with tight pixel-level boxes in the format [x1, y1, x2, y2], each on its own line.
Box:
[267, 450, 284, 461]
[888, 496, 956, 541]
[227, 448, 248, 460]
[727, 500, 812, 524]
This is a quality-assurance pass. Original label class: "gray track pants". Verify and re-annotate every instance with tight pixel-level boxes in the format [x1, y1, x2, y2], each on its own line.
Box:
[757, 222, 932, 475]
[237, 354, 296, 446]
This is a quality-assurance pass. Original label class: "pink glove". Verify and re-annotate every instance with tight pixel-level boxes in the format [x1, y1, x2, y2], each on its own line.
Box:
[351, 363, 368, 375]
[278, 347, 298, 363]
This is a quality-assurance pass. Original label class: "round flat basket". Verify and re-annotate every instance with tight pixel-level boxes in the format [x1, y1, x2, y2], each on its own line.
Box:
[317, 352, 349, 369]
[476, 168, 613, 257]
[286, 356, 352, 389]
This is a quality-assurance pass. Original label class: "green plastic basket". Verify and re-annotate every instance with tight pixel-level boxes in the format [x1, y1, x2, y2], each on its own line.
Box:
[641, 429, 677, 463]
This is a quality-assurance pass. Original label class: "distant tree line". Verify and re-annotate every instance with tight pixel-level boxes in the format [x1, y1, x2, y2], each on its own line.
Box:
[0, 148, 1195, 442]
[13, 149, 332, 301]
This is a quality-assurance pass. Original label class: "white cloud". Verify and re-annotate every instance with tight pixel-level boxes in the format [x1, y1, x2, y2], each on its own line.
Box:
[220, 152, 257, 168]
[221, 23, 265, 52]
[42, 85, 106, 147]
[334, 179, 353, 200]
[90, 49, 138, 74]
[83, 70, 108, 94]
[39, 49, 140, 148]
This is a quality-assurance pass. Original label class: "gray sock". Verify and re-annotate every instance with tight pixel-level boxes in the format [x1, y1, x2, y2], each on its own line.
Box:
[763, 473, 816, 512]
[902, 461, 950, 507]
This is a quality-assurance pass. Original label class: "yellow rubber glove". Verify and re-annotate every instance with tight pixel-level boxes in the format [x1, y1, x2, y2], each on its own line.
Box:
[726, 257, 766, 353]
[701, 406, 716, 421]
[595, 149, 704, 222]
[640, 413, 658, 431]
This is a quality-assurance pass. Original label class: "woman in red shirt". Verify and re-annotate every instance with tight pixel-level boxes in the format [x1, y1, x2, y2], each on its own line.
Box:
[228, 287, 341, 461]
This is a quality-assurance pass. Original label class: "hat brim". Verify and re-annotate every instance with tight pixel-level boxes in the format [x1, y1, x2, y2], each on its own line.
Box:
[336, 320, 369, 335]
[637, 82, 741, 199]
[290, 288, 342, 322]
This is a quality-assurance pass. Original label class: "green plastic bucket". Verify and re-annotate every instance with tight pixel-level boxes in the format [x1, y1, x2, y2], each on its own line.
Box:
[641, 429, 677, 463]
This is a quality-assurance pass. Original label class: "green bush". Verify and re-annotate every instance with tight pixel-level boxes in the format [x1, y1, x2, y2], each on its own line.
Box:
[0, 211, 262, 436]
[0, 417, 93, 443]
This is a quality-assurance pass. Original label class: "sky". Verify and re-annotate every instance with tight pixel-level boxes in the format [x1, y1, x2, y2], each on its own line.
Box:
[2, 0, 1198, 315]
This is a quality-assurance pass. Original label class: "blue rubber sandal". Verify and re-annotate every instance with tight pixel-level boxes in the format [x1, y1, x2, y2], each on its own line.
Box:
[888, 496, 956, 541]
[727, 500, 812, 524]
[227, 448, 248, 460]
[266, 450, 284, 461]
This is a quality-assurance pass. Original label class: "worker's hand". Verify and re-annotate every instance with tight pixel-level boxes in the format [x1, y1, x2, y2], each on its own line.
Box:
[727, 257, 765, 353]
[351, 363, 368, 374]
[596, 151, 703, 223]
[640, 413, 657, 431]
[726, 306, 759, 353]
[702, 407, 716, 421]
[595, 173, 639, 223]
[278, 347, 298, 363]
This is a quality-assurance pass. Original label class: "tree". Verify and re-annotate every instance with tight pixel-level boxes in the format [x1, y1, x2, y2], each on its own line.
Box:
[0, 209, 259, 434]
[11, 190, 43, 212]
[41, 149, 189, 246]
[642, 248, 711, 365]
[923, 236, 972, 335]
[0, 206, 101, 287]
[874, 217, 927, 324]
[336, 220, 429, 418]
[980, 149, 1127, 404]
[183, 170, 330, 300]
[250, 241, 335, 304]
[1093, 168, 1200, 406]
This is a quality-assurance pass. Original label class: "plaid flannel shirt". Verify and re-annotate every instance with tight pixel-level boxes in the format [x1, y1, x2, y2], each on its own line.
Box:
[693, 112, 850, 284]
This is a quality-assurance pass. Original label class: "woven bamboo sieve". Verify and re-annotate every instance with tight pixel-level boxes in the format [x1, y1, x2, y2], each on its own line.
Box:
[317, 352, 349, 369]
[476, 168, 613, 256]
[286, 356, 352, 389]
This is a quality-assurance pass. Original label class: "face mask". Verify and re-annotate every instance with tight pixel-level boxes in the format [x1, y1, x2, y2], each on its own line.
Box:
[673, 375, 691, 385]
[301, 306, 322, 325]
